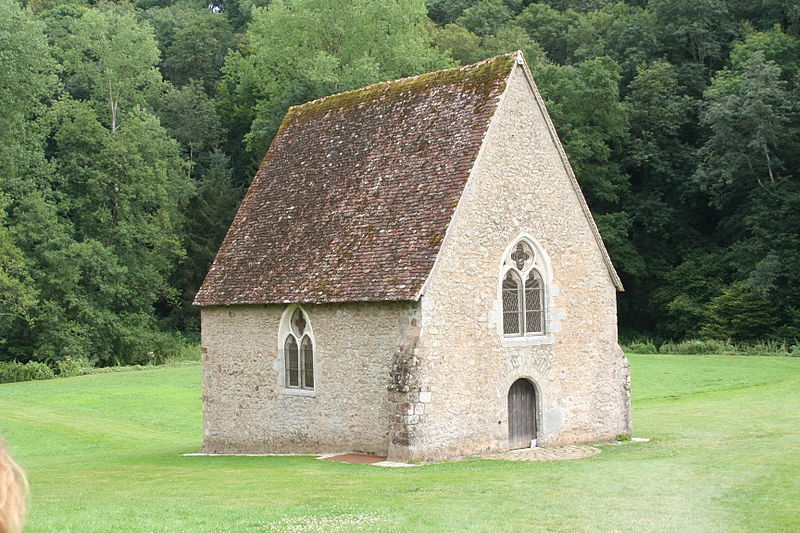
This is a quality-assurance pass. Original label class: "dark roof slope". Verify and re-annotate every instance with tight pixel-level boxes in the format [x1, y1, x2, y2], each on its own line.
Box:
[195, 53, 516, 306]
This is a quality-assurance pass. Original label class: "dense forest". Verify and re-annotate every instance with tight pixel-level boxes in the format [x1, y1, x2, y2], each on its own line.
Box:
[1, 0, 798, 365]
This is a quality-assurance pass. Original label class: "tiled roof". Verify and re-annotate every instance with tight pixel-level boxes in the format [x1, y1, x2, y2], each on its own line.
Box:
[195, 53, 517, 305]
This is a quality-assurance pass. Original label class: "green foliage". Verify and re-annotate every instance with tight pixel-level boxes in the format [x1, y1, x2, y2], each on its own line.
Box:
[0, 360, 55, 383]
[515, 3, 579, 64]
[481, 24, 546, 65]
[221, 0, 453, 159]
[568, 2, 659, 82]
[699, 282, 781, 342]
[649, 0, 738, 70]
[0, 0, 60, 198]
[160, 11, 236, 93]
[426, 0, 474, 25]
[168, 151, 240, 331]
[434, 23, 484, 64]
[623, 339, 657, 354]
[55, 356, 94, 377]
[455, 0, 513, 37]
[626, 338, 797, 356]
[18, 103, 194, 364]
[534, 56, 630, 207]
[696, 51, 794, 204]
[658, 338, 736, 355]
[159, 81, 226, 170]
[0, 197, 38, 330]
[3, 0, 800, 364]
[730, 25, 800, 83]
[56, 4, 165, 131]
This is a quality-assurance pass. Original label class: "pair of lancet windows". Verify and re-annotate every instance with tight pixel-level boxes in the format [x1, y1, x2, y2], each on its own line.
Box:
[283, 308, 314, 390]
[502, 240, 546, 336]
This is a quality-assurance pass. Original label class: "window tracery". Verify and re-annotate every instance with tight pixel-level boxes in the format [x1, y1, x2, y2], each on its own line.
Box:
[502, 239, 546, 336]
[283, 307, 314, 390]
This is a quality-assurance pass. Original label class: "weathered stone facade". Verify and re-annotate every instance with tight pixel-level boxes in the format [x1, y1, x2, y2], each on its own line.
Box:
[202, 302, 419, 455]
[385, 62, 630, 462]
[199, 53, 630, 462]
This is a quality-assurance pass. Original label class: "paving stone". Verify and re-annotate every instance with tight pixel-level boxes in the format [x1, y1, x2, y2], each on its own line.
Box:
[484, 445, 600, 462]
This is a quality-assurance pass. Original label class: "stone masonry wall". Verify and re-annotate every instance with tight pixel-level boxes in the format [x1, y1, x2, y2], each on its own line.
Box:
[201, 301, 418, 455]
[393, 62, 631, 462]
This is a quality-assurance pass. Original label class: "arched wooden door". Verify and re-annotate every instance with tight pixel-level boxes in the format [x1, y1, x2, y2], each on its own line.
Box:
[508, 379, 537, 449]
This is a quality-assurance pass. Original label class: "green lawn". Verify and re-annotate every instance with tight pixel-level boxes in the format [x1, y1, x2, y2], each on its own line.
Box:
[1, 354, 799, 532]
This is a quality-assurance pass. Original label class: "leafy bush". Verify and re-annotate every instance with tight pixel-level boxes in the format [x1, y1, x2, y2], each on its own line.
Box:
[0, 361, 55, 384]
[56, 356, 95, 377]
[699, 282, 781, 342]
[140, 332, 199, 365]
[658, 339, 736, 355]
[161, 342, 201, 364]
[733, 340, 795, 356]
[623, 340, 658, 354]
[655, 338, 796, 356]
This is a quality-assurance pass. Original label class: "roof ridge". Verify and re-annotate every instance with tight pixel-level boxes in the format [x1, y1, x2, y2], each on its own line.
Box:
[287, 52, 519, 114]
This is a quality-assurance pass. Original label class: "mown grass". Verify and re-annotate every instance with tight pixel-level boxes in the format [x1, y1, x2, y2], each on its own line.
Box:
[0, 354, 798, 532]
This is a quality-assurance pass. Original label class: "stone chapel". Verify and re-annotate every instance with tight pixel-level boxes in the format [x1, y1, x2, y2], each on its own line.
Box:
[195, 51, 631, 462]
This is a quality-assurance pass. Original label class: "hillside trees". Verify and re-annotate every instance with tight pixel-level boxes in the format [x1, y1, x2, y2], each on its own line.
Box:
[220, 0, 453, 176]
[692, 34, 800, 339]
[145, 2, 236, 93]
[0, 0, 58, 351]
[2, 0, 800, 363]
[1, 2, 197, 363]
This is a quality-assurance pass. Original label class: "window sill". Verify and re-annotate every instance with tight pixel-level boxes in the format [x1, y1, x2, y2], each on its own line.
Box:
[501, 333, 554, 347]
[280, 388, 316, 397]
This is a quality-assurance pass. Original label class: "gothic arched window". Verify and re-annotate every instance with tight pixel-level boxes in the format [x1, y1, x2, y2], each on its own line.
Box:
[502, 240, 546, 336]
[283, 307, 314, 390]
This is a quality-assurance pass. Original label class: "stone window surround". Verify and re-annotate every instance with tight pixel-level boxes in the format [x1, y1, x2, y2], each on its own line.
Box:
[493, 235, 562, 346]
[276, 304, 317, 396]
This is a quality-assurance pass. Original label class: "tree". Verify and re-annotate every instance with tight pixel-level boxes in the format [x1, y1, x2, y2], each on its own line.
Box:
[426, 0, 474, 25]
[515, 3, 579, 64]
[157, 83, 239, 329]
[481, 24, 545, 66]
[729, 26, 800, 85]
[699, 282, 780, 341]
[0, 197, 37, 335]
[57, 5, 164, 131]
[534, 56, 629, 208]
[455, 0, 513, 37]
[0, 0, 59, 199]
[27, 101, 194, 363]
[434, 23, 484, 65]
[736, 180, 800, 339]
[159, 81, 226, 173]
[160, 11, 236, 93]
[568, 2, 659, 83]
[168, 151, 240, 331]
[220, 0, 452, 171]
[695, 52, 794, 206]
[534, 57, 641, 286]
[619, 60, 705, 333]
[649, 0, 738, 72]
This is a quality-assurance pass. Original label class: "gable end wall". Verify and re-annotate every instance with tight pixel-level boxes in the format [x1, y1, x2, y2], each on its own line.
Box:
[391, 64, 631, 461]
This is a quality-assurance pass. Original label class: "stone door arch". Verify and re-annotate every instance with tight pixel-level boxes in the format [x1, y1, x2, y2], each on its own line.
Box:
[508, 378, 537, 449]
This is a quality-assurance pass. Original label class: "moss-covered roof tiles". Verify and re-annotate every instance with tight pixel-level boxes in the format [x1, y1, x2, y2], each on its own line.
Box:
[195, 53, 517, 306]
